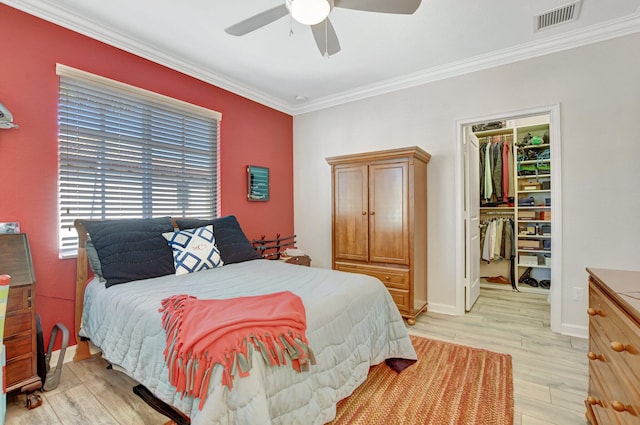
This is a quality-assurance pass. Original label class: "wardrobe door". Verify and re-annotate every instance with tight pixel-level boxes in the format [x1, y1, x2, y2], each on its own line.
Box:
[333, 164, 369, 262]
[368, 161, 409, 265]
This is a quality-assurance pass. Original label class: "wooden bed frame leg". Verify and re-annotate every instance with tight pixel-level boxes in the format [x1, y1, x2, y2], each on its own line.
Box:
[73, 339, 92, 362]
[133, 384, 191, 425]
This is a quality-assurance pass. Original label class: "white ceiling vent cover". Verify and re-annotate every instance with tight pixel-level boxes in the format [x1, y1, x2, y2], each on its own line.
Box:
[535, 1, 582, 31]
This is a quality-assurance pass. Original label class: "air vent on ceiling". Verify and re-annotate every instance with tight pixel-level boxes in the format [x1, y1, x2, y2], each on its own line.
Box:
[535, 0, 582, 32]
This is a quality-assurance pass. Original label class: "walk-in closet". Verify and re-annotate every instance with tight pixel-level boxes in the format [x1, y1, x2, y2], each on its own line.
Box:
[474, 114, 554, 296]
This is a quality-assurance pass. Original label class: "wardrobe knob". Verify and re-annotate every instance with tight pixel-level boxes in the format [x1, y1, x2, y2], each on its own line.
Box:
[611, 401, 627, 412]
[610, 341, 626, 352]
[370, 211, 375, 215]
[362, 211, 367, 215]
[587, 308, 599, 316]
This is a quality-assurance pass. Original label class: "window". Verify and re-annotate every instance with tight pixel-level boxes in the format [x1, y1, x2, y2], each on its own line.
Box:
[56, 65, 221, 258]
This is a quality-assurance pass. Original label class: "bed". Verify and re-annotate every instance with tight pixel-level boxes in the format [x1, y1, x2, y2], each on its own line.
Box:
[73, 215, 417, 425]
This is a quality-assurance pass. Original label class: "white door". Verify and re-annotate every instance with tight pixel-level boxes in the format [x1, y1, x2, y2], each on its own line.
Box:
[465, 127, 481, 311]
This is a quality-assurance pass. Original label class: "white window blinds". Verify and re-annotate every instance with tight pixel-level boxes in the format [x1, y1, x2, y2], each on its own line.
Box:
[57, 65, 221, 258]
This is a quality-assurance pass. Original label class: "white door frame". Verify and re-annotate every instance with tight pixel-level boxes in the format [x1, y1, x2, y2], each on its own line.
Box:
[454, 104, 563, 333]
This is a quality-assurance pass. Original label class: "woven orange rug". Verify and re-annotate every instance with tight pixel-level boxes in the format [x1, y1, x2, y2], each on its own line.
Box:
[330, 335, 513, 425]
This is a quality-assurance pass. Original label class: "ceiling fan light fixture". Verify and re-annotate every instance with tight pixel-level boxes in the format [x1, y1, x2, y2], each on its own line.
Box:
[290, 0, 330, 25]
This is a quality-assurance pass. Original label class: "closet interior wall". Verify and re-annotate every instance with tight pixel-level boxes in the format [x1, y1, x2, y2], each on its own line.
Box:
[475, 114, 552, 294]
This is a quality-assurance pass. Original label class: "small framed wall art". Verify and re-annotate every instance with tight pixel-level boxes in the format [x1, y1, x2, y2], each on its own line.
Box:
[247, 165, 269, 202]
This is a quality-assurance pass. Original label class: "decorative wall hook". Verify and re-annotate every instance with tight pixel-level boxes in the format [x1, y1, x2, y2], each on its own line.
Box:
[0, 101, 19, 129]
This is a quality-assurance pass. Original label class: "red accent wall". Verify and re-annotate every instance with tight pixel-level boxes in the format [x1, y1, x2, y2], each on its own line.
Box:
[0, 5, 293, 348]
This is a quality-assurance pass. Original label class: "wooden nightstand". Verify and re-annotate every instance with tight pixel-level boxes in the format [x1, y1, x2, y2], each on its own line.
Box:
[281, 255, 311, 267]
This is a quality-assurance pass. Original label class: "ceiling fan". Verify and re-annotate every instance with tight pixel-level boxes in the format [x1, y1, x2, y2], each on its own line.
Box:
[224, 0, 422, 57]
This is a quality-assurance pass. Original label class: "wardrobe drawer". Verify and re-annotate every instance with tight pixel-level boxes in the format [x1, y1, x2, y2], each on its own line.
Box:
[386, 288, 409, 312]
[335, 262, 409, 290]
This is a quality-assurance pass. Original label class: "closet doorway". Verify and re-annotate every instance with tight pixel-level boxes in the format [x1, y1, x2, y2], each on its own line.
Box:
[455, 105, 562, 333]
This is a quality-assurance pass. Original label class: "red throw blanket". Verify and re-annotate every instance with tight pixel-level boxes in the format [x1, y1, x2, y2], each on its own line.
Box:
[159, 291, 315, 409]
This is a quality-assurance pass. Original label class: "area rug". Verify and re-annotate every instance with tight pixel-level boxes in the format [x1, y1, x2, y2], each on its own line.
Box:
[330, 335, 513, 425]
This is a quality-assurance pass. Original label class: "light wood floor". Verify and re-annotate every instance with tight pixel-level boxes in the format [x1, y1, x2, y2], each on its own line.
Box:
[5, 288, 588, 425]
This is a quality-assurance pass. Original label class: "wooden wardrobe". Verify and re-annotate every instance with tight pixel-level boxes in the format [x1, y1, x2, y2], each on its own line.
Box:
[327, 146, 430, 325]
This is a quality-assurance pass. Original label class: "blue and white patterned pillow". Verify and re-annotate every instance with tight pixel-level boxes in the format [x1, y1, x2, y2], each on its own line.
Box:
[163, 225, 224, 275]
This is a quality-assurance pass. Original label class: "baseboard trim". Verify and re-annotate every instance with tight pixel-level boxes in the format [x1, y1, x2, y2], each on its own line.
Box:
[49, 342, 101, 367]
[560, 323, 588, 339]
[427, 302, 459, 316]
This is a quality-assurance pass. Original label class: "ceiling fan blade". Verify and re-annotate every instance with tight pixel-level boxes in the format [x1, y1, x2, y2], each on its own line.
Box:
[225, 4, 289, 36]
[311, 18, 341, 57]
[334, 0, 421, 14]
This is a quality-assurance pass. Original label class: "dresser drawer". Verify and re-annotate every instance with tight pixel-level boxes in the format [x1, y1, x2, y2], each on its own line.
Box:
[6, 356, 35, 388]
[5, 333, 33, 361]
[589, 282, 640, 386]
[4, 311, 32, 337]
[334, 262, 409, 290]
[589, 358, 640, 425]
[7, 285, 32, 312]
[589, 323, 640, 404]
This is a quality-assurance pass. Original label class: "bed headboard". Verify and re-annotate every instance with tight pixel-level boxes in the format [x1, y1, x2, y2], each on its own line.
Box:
[73, 218, 182, 361]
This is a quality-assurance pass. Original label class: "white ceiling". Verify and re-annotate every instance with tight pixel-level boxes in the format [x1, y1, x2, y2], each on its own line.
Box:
[5, 0, 640, 115]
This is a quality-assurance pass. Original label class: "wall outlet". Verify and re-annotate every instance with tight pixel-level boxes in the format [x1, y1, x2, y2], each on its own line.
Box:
[573, 287, 584, 302]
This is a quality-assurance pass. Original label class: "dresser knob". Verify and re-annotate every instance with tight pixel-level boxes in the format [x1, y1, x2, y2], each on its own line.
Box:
[587, 396, 603, 407]
[611, 401, 627, 412]
[587, 308, 599, 316]
[587, 352, 603, 361]
[385, 276, 391, 281]
[610, 341, 626, 352]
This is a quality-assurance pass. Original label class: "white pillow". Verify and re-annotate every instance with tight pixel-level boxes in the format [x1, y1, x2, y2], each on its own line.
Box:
[163, 225, 224, 275]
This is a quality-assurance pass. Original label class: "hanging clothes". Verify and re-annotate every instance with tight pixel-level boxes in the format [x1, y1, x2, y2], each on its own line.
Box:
[479, 217, 515, 263]
[479, 134, 514, 206]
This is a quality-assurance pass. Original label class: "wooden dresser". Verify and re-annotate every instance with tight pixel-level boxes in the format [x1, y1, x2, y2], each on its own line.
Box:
[0, 234, 41, 394]
[585, 268, 640, 425]
[327, 147, 430, 325]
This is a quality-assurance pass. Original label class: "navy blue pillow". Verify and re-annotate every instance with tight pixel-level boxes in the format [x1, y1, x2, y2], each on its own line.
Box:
[83, 217, 176, 288]
[176, 215, 262, 265]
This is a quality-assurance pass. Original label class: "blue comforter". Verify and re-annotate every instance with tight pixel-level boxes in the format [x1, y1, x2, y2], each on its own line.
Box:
[80, 259, 416, 424]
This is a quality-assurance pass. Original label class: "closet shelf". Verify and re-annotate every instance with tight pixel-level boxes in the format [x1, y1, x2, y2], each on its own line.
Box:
[517, 264, 551, 269]
[517, 234, 551, 239]
[517, 189, 550, 194]
[519, 159, 550, 166]
[518, 174, 550, 179]
[521, 143, 550, 150]
[517, 249, 551, 254]
[517, 206, 550, 210]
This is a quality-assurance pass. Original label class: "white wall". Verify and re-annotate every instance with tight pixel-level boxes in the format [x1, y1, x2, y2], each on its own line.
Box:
[293, 32, 640, 334]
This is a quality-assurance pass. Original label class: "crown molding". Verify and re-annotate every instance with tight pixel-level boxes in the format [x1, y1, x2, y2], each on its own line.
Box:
[3, 0, 295, 114]
[5, 1, 640, 116]
[291, 9, 640, 115]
